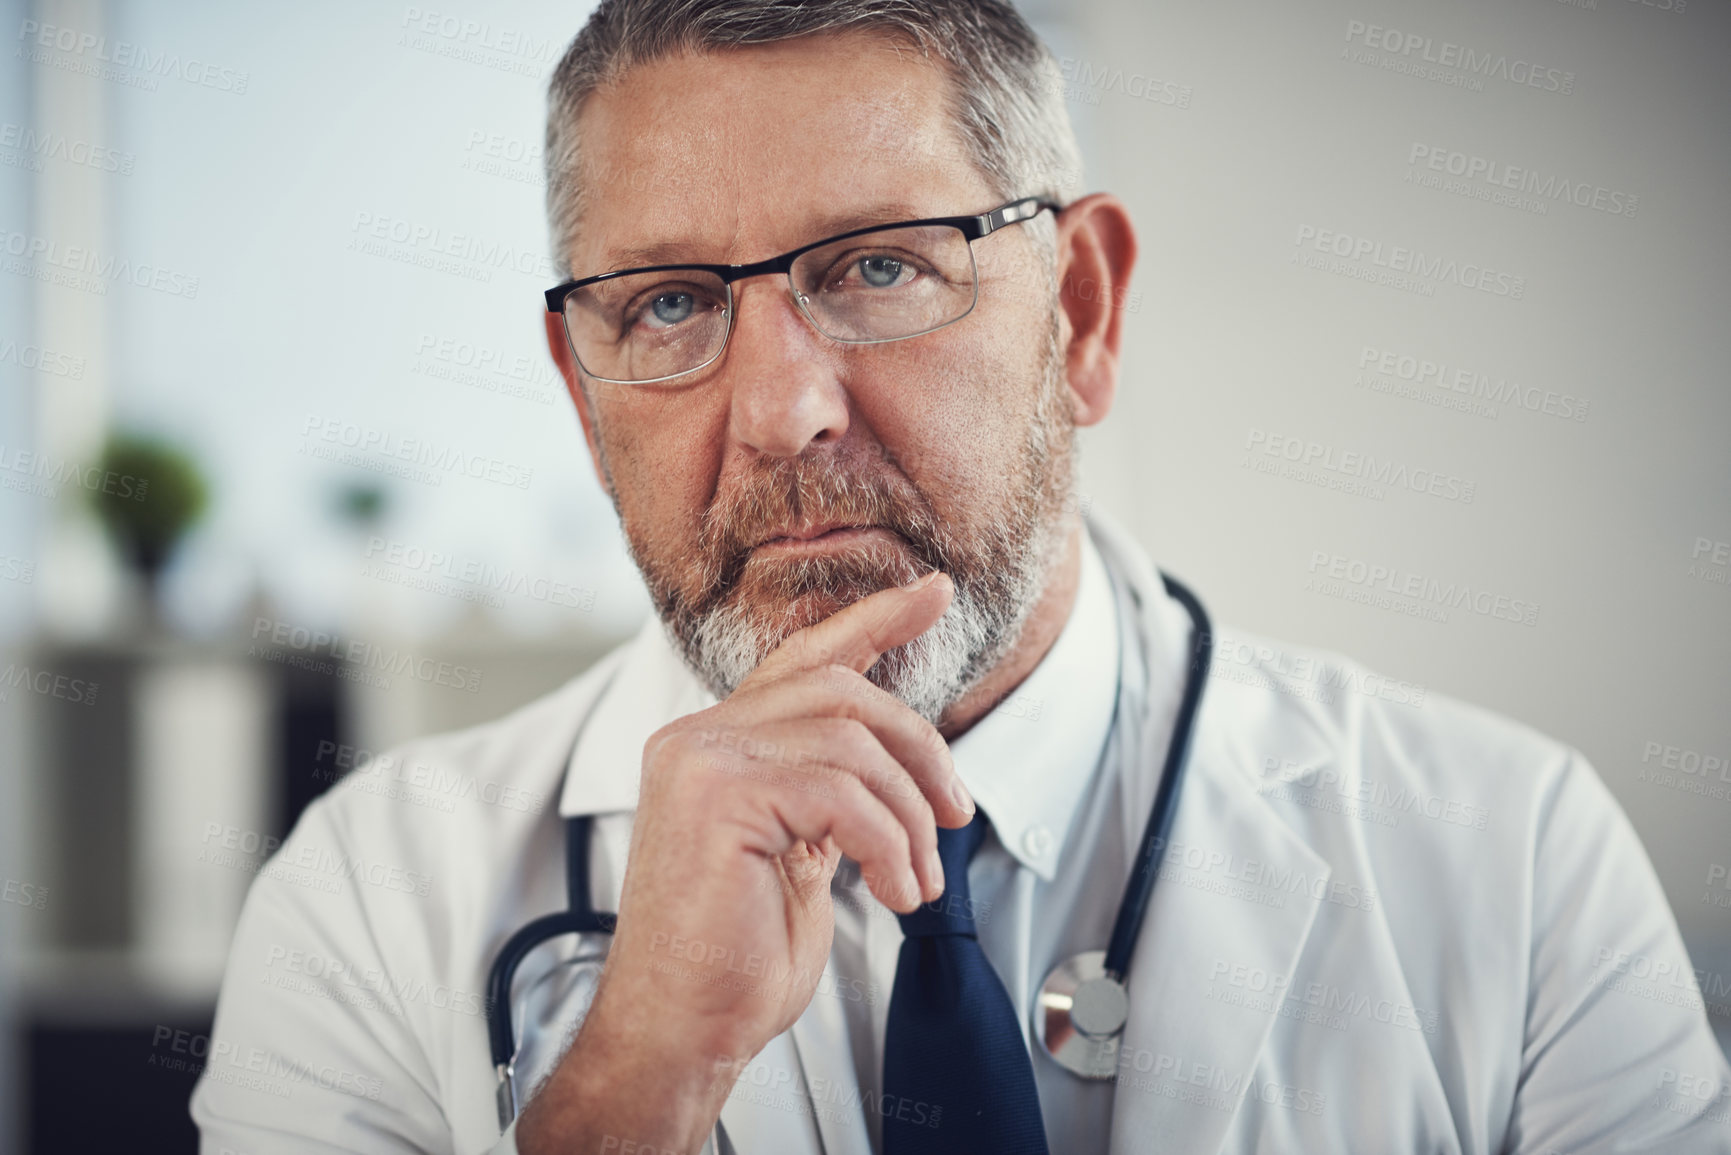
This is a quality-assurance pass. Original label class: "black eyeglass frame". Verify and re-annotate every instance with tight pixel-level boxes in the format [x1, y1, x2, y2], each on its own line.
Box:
[543, 195, 1063, 385]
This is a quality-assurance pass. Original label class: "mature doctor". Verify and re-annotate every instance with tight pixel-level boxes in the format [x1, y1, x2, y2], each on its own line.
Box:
[194, 0, 1731, 1151]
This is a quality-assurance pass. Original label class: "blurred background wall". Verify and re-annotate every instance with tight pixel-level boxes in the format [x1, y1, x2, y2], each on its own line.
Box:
[0, 0, 1724, 1151]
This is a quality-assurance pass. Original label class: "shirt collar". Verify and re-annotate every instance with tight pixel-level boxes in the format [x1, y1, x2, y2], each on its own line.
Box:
[561, 530, 1122, 882]
[948, 529, 1120, 881]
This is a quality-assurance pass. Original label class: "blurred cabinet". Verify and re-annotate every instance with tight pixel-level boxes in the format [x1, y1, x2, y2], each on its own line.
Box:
[15, 623, 615, 1153]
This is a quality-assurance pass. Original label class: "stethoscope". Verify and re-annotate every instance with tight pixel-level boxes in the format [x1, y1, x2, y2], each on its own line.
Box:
[486, 570, 1211, 1129]
[1030, 572, 1210, 1078]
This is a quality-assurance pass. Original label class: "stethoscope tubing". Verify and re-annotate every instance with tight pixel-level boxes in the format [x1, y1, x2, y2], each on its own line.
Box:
[1100, 572, 1210, 980]
[486, 704, 618, 1073]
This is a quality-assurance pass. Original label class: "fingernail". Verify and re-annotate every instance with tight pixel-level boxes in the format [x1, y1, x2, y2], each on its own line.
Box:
[924, 846, 945, 898]
[951, 777, 976, 816]
[902, 571, 937, 590]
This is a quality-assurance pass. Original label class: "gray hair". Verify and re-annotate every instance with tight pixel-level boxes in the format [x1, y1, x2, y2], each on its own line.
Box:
[543, 0, 1084, 278]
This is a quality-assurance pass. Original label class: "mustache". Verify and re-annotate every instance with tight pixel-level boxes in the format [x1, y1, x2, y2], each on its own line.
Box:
[692, 451, 944, 611]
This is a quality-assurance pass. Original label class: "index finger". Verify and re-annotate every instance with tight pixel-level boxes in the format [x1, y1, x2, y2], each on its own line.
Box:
[753, 571, 954, 681]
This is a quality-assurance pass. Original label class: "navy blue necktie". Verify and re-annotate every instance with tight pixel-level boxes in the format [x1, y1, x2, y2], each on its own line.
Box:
[882, 814, 1049, 1154]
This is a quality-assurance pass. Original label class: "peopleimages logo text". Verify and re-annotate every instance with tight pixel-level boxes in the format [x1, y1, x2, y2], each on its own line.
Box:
[1357, 346, 1589, 422]
[1306, 551, 1540, 627]
[1407, 144, 1637, 218]
[0, 122, 134, 174]
[15, 19, 250, 93]
[1244, 429, 1476, 504]
[250, 617, 483, 694]
[1294, 226, 1525, 299]
[0, 229, 200, 298]
[300, 416, 534, 491]
[1343, 20, 1574, 94]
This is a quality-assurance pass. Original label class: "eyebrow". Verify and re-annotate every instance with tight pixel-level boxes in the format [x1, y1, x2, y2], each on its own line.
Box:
[594, 202, 933, 275]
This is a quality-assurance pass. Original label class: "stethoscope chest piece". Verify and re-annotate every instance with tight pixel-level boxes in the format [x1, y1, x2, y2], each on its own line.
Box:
[1033, 950, 1128, 1079]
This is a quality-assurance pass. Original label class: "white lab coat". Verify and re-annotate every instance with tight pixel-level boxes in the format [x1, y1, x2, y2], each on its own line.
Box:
[193, 513, 1731, 1154]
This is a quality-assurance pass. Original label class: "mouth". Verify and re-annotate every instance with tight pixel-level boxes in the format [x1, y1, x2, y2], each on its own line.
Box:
[749, 523, 899, 555]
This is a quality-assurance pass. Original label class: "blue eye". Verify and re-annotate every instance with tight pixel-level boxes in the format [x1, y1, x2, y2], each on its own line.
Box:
[858, 256, 906, 288]
[646, 292, 694, 327]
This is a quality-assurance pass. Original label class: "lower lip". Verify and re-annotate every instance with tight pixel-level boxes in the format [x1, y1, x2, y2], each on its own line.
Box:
[752, 526, 898, 556]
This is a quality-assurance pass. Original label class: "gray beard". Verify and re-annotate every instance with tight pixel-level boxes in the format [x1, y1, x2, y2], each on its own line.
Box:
[629, 316, 1075, 725]
[688, 506, 1052, 724]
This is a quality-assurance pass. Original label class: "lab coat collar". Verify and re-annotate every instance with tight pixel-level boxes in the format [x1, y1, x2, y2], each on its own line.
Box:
[557, 616, 716, 819]
[1087, 512, 1331, 1155]
[948, 528, 1120, 882]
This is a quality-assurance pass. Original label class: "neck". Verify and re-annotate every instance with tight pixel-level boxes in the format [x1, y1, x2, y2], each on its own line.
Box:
[936, 519, 1083, 741]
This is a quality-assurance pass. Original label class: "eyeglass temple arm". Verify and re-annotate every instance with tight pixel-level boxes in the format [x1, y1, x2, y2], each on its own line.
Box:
[977, 197, 1064, 237]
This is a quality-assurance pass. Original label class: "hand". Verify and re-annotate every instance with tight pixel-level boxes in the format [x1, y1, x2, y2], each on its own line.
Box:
[517, 571, 976, 1154]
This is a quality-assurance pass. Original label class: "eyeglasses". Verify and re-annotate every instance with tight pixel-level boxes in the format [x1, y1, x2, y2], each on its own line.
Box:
[544, 196, 1061, 386]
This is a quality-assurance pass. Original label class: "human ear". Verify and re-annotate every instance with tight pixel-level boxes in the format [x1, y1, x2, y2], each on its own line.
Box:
[1052, 193, 1137, 427]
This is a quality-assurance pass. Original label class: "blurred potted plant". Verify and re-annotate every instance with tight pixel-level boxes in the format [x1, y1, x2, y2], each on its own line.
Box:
[333, 480, 388, 532]
[87, 431, 209, 612]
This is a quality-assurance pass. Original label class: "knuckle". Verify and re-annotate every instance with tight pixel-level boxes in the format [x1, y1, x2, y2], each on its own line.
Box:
[781, 632, 817, 665]
[925, 728, 955, 772]
[910, 777, 938, 818]
[782, 629, 824, 666]
[665, 725, 715, 763]
[858, 613, 894, 657]
[835, 764, 872, 801]
[818, 662, 860, 694]
[737, 663, 789, 698]
[905, 804, 937, 850]
[875, 812, 911, 860]
[642, 725, 685, 771]
[820, 715, 873, 755]
[888, 830, 912, 874]
[836, 772, 879, 818]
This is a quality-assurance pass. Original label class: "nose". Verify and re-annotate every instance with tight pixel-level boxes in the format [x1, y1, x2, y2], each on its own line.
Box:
[724, 277, 850, 458]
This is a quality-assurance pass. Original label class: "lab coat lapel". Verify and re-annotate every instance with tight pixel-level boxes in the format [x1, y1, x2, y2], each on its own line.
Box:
[1087, 512, 1330, 1155]
[1107, 716, 1332, 1155]
[789, 990, 875, 1155]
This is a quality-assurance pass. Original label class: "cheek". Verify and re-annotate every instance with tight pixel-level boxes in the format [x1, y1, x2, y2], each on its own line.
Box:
[597, 394, 726, 533]
[859, 354, 1021, 520]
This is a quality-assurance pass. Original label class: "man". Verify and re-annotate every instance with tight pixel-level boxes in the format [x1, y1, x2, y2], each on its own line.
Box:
[194, 1, 1731, 1152]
